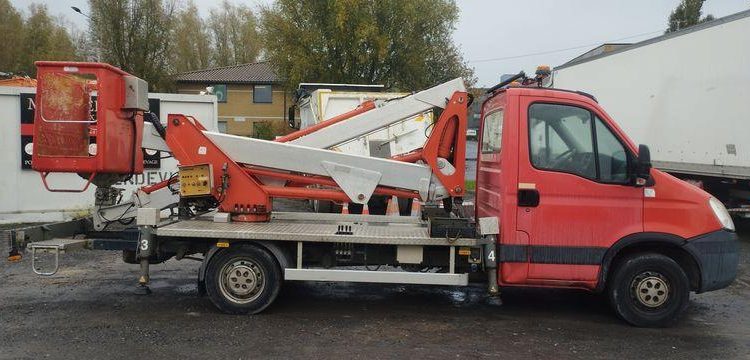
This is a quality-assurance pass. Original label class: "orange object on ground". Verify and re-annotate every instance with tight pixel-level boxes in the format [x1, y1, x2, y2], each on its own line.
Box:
[410, 200, 422, 217]
[386, 196, 400, 216]
[7, 254, 22, 262]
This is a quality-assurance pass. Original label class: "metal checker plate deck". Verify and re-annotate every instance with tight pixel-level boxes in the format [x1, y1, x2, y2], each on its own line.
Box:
[157, 212, 478, 246]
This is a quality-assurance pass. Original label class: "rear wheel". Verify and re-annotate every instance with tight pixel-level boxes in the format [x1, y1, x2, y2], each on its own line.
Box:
[608, 253, 690, 327]
[205, 245, 282, 314]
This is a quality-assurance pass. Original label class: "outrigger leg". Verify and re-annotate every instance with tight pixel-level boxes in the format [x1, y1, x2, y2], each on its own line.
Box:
[484, 234, 502, 306]
[134, 224, 153, 295]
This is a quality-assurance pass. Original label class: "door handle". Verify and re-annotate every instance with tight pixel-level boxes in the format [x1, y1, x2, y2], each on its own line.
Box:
[518, 189, 540, 207]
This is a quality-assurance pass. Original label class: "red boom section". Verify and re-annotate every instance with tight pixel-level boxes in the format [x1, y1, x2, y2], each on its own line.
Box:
[165, 114, 419, 222]
[161, 93, 468, 222]
[422, 92, 468, 197]
[164, 93, 465, 222]
[165, 114, 272, 222]
[391, 92, 469, 197]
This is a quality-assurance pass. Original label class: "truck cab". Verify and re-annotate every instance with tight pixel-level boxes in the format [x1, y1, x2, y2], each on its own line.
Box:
[477, 87, 739, 326]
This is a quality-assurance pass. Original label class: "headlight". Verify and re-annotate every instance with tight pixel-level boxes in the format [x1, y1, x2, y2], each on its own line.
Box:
[709, 197, 735, 231]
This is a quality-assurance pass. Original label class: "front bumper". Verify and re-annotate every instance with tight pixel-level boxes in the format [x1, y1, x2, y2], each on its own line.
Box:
[683, 229, 739, 293]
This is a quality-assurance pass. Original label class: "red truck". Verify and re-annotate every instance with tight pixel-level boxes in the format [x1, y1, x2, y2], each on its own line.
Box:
[477, 82, 738, 326]
[8, 63, 739, 328]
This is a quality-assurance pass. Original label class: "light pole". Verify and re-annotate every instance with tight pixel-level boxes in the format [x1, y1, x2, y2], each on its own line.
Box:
[71, 6, 91, 19]
[70, 6, 100, 62]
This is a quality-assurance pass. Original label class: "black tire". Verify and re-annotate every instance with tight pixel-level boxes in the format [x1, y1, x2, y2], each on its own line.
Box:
[204, 245, 282, 314]
[608, 253, 690, 327]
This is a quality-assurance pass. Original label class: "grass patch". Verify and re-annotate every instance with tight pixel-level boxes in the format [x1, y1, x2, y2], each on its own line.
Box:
[465, 180, 476, 191]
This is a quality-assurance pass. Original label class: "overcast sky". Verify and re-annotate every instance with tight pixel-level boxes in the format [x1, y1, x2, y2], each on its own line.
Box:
[11, 0, 750, 86]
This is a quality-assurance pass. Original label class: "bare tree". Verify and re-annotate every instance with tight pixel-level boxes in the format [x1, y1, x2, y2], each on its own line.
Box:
[88, 0, 177, 90]
[18, 4, 79, 76]
[260, 0, 474, 91]
[0, 2, 79, 76]
[172, 0, 212, 73]
[0, 0, 24, 74]
[208, 0, 262, 67]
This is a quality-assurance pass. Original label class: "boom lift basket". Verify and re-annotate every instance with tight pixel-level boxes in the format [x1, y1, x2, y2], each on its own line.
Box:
[31, 62, 147, 191]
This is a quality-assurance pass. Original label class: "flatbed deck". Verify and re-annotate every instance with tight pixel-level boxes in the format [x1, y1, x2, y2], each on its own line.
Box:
[156, 211, 479, 246]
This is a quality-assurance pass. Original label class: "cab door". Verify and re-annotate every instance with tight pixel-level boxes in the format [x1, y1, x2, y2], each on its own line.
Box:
[476, 92, 528, 284]
[516, 96, 643, 286]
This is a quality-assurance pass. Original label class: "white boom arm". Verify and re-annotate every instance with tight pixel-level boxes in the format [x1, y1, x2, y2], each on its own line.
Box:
[289, 78, 466, 149]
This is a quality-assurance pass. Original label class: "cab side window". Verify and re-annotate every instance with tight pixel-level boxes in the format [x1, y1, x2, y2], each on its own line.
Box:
[529, 104, 596, 179]
[529, 103, 629, 183]
[595, 117, 628, 183]
[481, 110, 504, 154]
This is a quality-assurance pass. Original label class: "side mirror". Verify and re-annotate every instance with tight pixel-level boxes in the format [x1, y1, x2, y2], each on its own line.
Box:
[633, 144, 652, 186]
[287, 106, 297, 129]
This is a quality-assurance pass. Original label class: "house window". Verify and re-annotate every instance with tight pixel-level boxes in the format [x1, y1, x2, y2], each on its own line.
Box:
[213, 84, 227, 103]
[217, 121, 227, 133]
[253, 85, 272, 103]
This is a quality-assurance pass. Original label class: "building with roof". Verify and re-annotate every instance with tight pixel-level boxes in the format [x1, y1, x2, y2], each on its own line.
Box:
[174, 61, 292, 137]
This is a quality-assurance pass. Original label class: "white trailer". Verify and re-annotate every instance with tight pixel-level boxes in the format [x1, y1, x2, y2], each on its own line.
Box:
[0, 87, 218, 223]
[551, 9, 750, 215]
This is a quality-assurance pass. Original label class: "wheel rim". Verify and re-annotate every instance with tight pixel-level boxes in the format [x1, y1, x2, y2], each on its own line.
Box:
[219, 259, 265, 304]
[631, 271, 670, 308]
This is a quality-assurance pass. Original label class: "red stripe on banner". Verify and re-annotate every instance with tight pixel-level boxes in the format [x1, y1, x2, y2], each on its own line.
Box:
[20, 123, 34, 136]
[21, 124, 98, 136]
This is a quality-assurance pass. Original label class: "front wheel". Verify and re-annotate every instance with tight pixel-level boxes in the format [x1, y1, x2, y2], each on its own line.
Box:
[608, 253, 690, 327]
[205, 245, 282, 314]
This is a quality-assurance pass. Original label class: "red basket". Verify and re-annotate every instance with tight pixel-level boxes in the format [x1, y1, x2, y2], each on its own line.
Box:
[31, 62, 145, 192]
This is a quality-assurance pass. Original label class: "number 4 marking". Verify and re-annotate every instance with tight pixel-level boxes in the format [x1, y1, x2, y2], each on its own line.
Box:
[487, 250, 496, 262]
